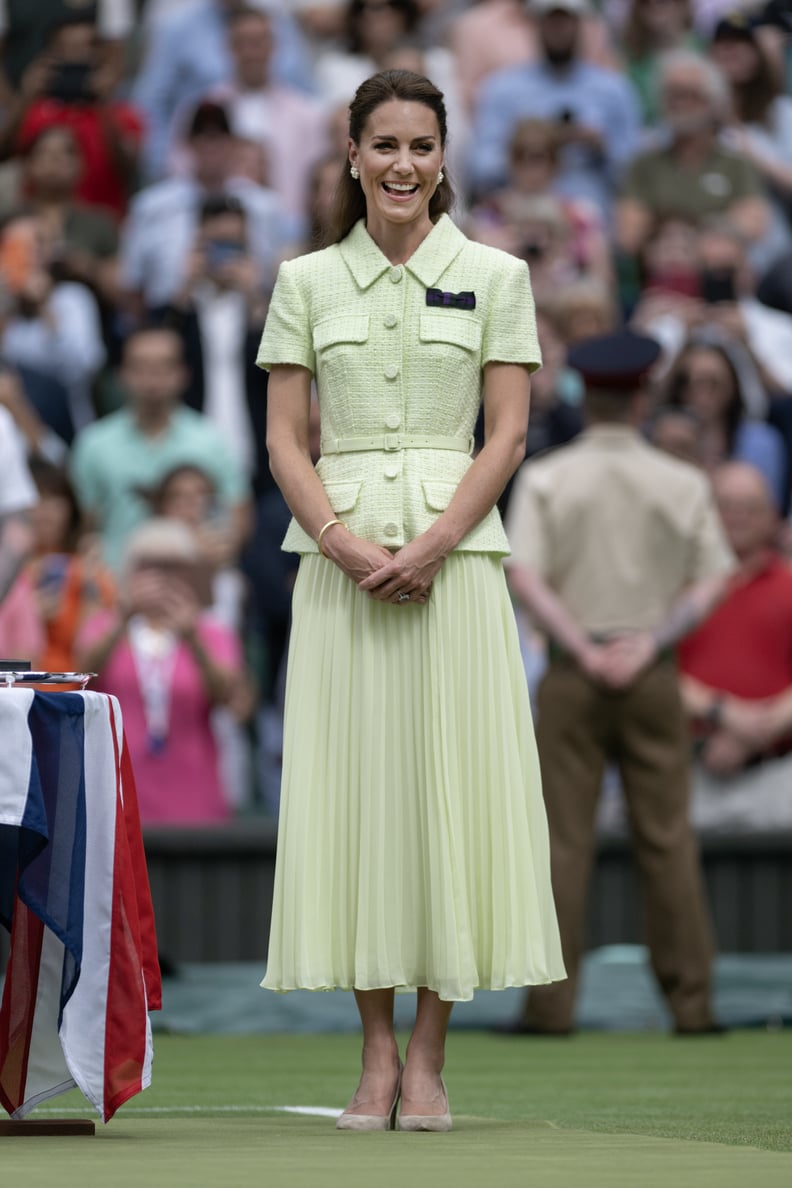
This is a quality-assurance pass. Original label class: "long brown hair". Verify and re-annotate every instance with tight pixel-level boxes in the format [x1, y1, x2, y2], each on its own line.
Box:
[325, 68, 455, 246]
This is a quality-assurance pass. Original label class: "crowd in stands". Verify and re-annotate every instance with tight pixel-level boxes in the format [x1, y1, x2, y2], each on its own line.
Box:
[0, 0, 791, 828]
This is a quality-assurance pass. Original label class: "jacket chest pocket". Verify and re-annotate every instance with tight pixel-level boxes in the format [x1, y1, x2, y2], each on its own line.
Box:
[419, 312, 482, 354]
[313, 314, 370, 356]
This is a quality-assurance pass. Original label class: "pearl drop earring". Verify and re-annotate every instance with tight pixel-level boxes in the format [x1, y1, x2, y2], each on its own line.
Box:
[350, 165, 360, 180]
[437, 170, 444, 184]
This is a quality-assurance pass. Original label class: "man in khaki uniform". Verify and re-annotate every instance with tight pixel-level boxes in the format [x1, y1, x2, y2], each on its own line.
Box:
[505, 329, 734, 1035]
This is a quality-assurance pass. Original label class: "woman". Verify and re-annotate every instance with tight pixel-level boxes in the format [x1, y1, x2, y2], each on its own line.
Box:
[26, 457, 115, 673]
[258, 70, 564, 1132]
[466, 118, 613, 299]
[75, 518, 245, 825]
[12, 126, 119, 307]
[710, 14, 792, 249]
[664, 337, 788, 509]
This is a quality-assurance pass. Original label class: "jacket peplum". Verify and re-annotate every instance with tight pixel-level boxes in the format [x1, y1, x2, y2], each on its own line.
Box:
[257, 214, 541, 555]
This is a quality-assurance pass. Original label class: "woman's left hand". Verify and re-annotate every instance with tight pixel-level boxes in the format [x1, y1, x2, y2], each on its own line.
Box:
[357, 535, 447, 605]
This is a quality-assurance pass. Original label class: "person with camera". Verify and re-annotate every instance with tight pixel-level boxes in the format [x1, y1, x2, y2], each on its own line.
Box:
[633, 218, 792, 400]
[152, 193, 271, 487]
[468, 0, 641, 218]
[0, 209, 105, 431]
[119, 99, 291, 315]
[74, 516, 246, 825]
[0, 11, 143, 220]
[466, 118, 614, 298]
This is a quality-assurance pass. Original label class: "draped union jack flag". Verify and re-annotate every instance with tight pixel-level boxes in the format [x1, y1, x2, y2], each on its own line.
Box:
[0, 690, 161, 1122]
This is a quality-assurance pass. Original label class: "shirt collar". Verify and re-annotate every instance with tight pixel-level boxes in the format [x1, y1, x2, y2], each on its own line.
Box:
[583, 424, 642, 446]
[338, 214, 467, 291]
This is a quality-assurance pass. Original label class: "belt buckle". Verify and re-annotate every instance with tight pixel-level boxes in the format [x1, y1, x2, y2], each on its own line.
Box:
[383, 433, 401, 451]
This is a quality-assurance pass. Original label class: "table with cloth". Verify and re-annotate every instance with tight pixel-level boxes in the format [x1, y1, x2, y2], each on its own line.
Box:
[0, 689, 161, 1123]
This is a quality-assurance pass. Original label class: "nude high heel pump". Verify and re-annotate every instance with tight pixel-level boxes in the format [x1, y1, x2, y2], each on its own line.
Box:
[336, 1064, 402, 1132]
[397, 1078, 452, 1132]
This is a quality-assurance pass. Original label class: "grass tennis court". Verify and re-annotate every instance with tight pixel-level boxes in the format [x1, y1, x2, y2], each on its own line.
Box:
[4, 1030, 791, 1188]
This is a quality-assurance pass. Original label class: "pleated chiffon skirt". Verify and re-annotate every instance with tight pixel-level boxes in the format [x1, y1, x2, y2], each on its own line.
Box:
[261, 551, 565, 1002]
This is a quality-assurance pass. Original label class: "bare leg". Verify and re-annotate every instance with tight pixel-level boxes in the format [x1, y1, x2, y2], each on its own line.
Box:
[401, 988, 453, 1115]
[342, 988, 401, 1116]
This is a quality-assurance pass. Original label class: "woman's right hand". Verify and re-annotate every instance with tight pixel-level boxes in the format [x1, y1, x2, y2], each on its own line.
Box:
[320, 525, 394, 586]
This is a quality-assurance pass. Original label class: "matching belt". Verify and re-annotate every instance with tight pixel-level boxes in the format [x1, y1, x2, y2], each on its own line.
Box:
[321, 432, 475, 455]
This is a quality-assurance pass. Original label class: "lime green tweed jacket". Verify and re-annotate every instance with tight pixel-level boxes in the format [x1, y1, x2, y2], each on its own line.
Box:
[257, 214, 541, 555]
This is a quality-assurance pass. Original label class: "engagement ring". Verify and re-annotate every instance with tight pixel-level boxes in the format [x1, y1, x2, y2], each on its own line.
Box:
[397, 592, 411, 603]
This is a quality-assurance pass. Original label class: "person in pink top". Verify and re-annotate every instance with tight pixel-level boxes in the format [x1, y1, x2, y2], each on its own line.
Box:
[75, 517, 245, 825]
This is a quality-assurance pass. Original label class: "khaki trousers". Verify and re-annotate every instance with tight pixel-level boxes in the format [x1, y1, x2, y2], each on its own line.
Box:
[523, 656, 715, 1032]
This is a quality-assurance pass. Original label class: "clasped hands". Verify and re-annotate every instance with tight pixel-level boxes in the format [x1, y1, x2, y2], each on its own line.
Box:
[577, 632, 658, 690]
[321, 527, 444, 606]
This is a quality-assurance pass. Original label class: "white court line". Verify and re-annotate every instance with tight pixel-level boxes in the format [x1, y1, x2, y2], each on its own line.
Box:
[30, 1105, 344, 1118]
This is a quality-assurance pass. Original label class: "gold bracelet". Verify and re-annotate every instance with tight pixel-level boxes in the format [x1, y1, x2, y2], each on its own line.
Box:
[317, 518, 345, 556]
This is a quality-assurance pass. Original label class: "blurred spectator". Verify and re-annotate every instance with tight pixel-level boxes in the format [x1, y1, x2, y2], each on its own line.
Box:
[314, 0, 467, 174]
[0, 389, 40, 662]
[662, 336, 788, 507]
[526, 307, 585, 450]
[119, 99, 291, 313]
[0, 355, 72, 465]
[546, 276, 619, 348]
[0, 211, 105, 428]
[154, 194, 269, 481]
[75, 517, 246, 825]
[302, 152, 346, 251]
[467, 118, 613, 293]
[468, 0, 641, 217]
[634, 218, 792, 395]
[0, 401, 36, 609]
[449, 0, 618, 112]
[616, 49, 770, 258]
[756, 243, 792, 313]
[0, 0, 134, 104]
[635, 214, 703, 298]
[69, 324, 250, 572]
[145, 462, 256, 813]
[146, 462, 246, 629]
[679, 460, 792, 830]
[709, 12, 792, 255]
[620, 0, 703, 125]
[132, 0, 314, 180]
[195, 4, 329, 233]
[0, 11, 144, 220]
[26, 456, 115, 672]
[647, 403, 704, 464]
[7, 127, 119, 307]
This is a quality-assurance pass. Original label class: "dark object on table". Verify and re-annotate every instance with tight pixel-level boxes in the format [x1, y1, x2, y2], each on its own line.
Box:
[0, 660, 31, 671]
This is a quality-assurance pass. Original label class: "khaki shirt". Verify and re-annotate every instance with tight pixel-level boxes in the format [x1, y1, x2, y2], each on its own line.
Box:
[257, 214, 540, 554]
[505, 426, 734, 633]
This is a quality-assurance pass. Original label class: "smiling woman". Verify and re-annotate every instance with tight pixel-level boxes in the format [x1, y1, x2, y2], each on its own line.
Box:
[256, 69, 564, 1135]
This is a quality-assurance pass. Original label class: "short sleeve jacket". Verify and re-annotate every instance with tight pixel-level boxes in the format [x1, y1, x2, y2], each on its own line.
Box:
[257, 214, 541, 555]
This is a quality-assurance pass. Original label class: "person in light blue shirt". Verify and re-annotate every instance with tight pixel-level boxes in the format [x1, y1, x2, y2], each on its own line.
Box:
[119, 100, 294, 310]
[133, 0, 315, 181]
[468, 0, 641, 220]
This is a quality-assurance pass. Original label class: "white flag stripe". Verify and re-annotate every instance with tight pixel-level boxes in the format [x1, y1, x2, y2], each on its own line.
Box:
[12, 927, 74, 1119]
[0, 689, 35, 827]
[59, 693, 118, 1118]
